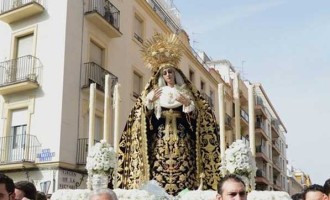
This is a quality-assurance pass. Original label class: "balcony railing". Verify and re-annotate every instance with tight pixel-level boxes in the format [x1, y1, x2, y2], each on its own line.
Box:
[146, 0, 180, 33]
[82, 62, 118, 93]
[76, 138, 99, 165]
[256, 169, 266, 178]
[0, 134, 41, 163]
[0, 55, 42, 86]
[85, 0, 120, 31]
[256, 145, 267, 154]
[240, 109, 249, 123]
[201, 92, 213, 108]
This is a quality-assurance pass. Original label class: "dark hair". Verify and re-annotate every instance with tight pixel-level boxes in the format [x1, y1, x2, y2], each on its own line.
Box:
[217, 174, 246, 195]
[291, 192, 303, 200]
[303, 184, 326, 199]
[324, 178, 330, 195]
[0, 173, 15, 194]
[15, 181, 37, 200]
[36, 191, 47, 200]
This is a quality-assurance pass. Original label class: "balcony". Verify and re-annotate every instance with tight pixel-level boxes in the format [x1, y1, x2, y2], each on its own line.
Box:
[272, 139, 281, 155]
[255, 121, 268, 140]
[0, 55, 42, 95]
[76, 138, 99, 165]
[0, 134, 41, 165]
[255, 169, 269, 186]
[146, 0, 180, 33]
[85, 0, 121, 38]
[201, 92, 213, 108]
[271, 119, 280, 138]
[240, 109, 249, 127]
[256, 145, 269, 162]
[255, 96, 267, 118]
[225, 114, 232, 130]
[81, 62, 118, 94]
[0, 0, 45, 23]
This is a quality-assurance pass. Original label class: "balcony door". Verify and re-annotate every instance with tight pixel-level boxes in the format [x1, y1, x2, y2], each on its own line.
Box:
[8, 34, 34, 83]
[9, 108, 28, 162]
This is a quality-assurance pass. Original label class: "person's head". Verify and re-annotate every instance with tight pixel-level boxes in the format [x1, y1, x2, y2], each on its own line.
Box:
[14, 181, 36, 200]
[35, 191, 47, 200]
[324, 178, 330, 198]
[303, 184, 327, 200]
[0, 173, 15, 200]
[291, 192, 303, 200]
[89, 189, 118, 200]
[216, 174, 247, 200]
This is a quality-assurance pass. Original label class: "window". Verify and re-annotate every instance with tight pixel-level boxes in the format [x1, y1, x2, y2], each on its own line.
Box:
[16, 34, 33, 58]
[133, 14, 144, 43]
[10, 108, 27, 149]
[200, 80, 205, 91]
[189, 69, 195, 83]
[90, 41, 104, 66]
[133, 71, 142, 98]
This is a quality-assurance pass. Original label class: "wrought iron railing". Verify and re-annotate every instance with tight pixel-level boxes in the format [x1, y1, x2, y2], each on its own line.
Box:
[76, 138, 99, 165]
[85, 0, 120, 31]
[146, 0, 180, 33]
[0, 134, 41, 163]
[82, 62, 118, 93]
[0, 55, 42, 86]
[201, 92, 213, 108]
[255, 121, 267, 133]
[0, 0, 45, 15]
[240, 109, 249, 123]
[256, 145, 266, 154]
[256, 169, 266, 178]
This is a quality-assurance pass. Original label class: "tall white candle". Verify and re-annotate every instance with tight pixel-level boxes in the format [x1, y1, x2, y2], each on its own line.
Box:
[88, 83, 96, 153]
[113, 83, 120, 152]
[218, 84, 226, 159]
[103, 75, 110, 143]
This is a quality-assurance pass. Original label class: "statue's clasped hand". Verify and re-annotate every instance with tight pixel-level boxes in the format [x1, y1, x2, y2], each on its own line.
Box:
[151, 88, 162, 102]
[176, 94, 191, 106]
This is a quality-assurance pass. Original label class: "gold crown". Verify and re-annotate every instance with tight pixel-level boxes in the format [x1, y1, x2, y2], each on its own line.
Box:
[141, 33, 182, 72]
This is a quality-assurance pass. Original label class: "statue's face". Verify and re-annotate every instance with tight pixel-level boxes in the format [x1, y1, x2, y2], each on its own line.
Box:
[162, 68, 175, 86]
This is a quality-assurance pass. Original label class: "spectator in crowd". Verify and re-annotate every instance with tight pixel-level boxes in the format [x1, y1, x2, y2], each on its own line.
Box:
[291, 192, 303, 200]
[35, 191, 47, 200]
[15, 181, 37, 200]
[303, 184, 328, 200]
[216, 174, 247, 200]
[89, 188, 118, 200]
[0, 173, 15, 200]
[324, 178, 330, 199]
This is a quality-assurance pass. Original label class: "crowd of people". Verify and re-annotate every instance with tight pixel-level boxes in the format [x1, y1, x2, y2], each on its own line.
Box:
[0, 173, 118, 200]
[1, 171, 329, 200]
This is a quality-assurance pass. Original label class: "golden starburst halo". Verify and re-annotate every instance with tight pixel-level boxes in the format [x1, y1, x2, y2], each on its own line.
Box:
[141, 33, 182, 73]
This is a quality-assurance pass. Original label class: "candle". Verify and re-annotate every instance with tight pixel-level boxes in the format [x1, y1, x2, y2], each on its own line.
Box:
[103, 75, 110, 142]
[88, 83, 96, 153]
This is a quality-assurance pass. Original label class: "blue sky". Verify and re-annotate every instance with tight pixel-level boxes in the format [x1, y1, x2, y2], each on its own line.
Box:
[174, 0, 330, 184]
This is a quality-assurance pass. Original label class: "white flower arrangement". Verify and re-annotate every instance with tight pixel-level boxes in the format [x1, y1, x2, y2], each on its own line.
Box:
[247, 191, 291, 200]
[86, 140, 117, 175]
[220, 140, 256, 187]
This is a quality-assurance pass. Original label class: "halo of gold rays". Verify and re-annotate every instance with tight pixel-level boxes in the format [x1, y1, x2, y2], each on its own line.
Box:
[141, 33, 182, 72]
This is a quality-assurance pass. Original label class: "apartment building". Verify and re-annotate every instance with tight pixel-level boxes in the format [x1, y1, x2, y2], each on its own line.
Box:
[287, 165, 311, 195]
[208, 60, 289, 192]
[0, 0, 222, 195]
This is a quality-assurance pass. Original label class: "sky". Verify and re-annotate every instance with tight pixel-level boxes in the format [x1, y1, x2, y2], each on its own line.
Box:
[174, 0, 330, 184]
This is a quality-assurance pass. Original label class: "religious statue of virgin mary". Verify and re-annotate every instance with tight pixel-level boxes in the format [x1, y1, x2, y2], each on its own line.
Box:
[116, 33, 221, 196]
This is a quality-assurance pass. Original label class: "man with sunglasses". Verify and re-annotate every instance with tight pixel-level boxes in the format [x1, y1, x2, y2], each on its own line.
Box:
[216, 174, 247, 200]
[0, 173, 15, 200]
